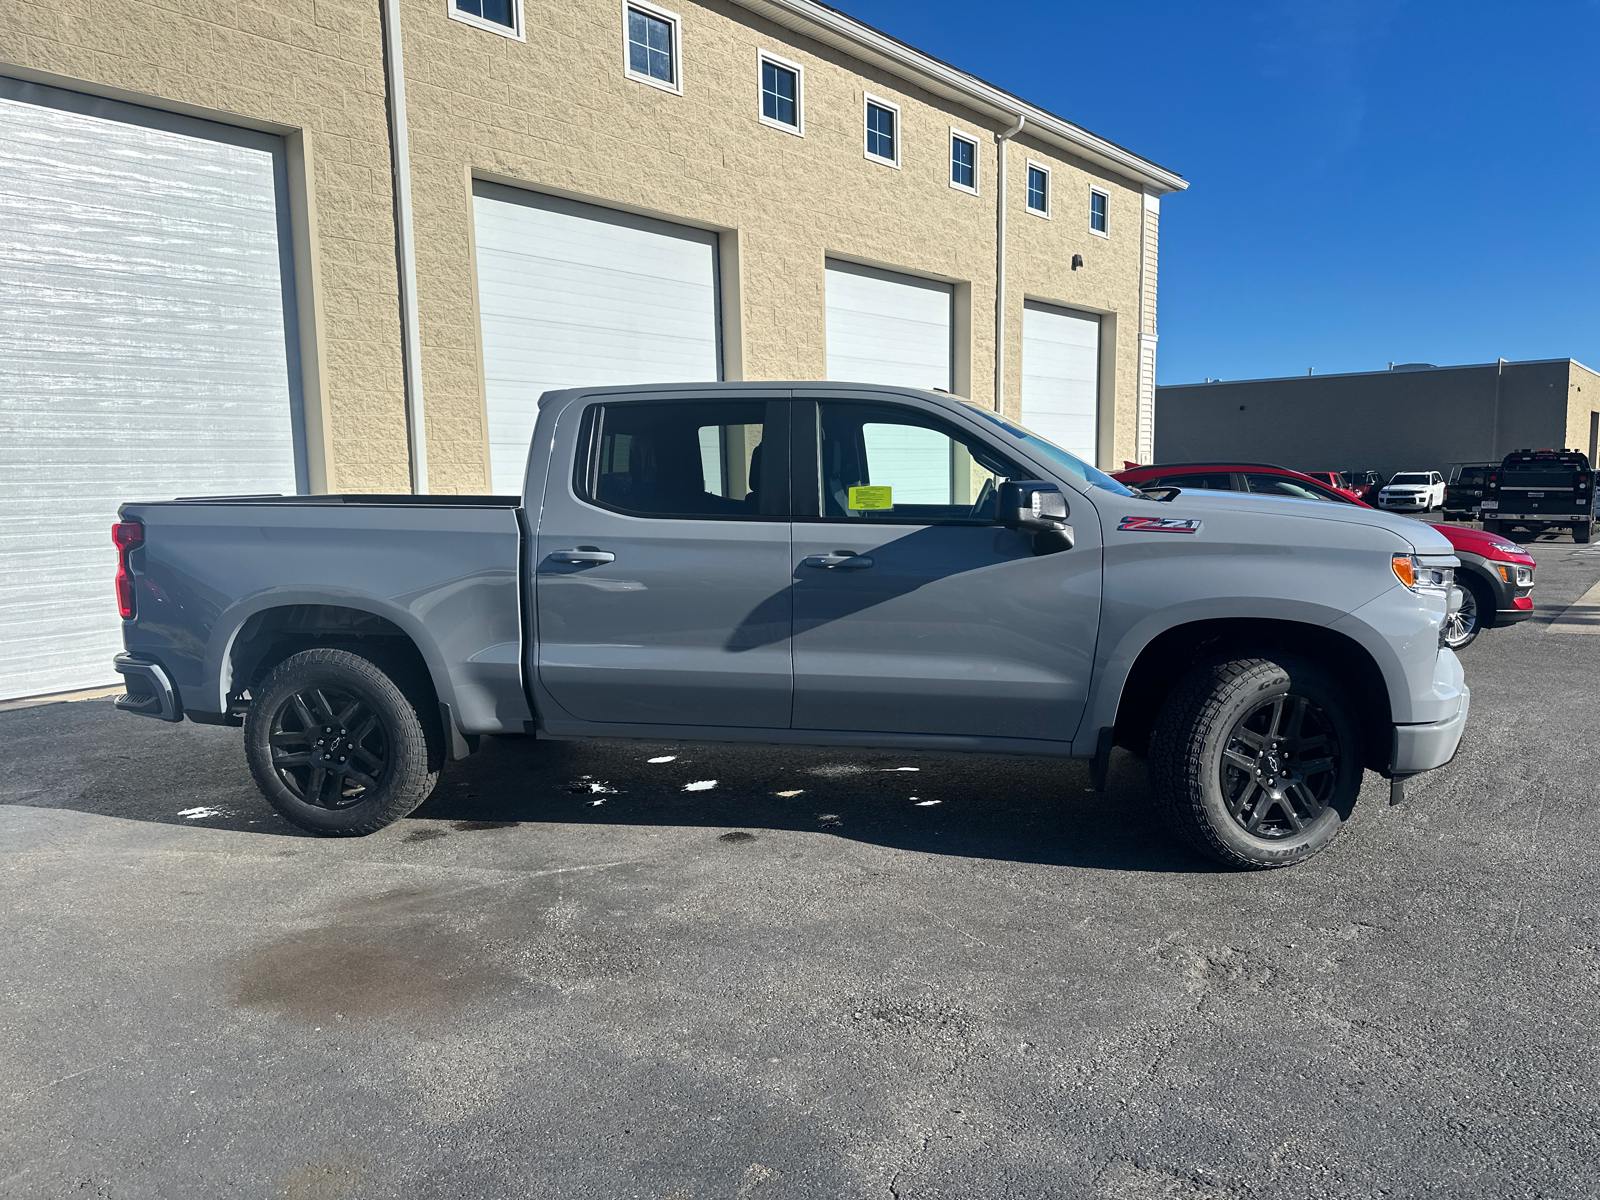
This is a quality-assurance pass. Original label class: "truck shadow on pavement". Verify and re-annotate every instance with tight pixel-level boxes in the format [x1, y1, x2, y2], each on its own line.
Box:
[401, 734, 1224, 874]
[3, 698, 1229, 872]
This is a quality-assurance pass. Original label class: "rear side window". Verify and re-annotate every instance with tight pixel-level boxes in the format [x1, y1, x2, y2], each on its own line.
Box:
[811, 401, 1027, 523]
[580, 400, 785, 519]
[1147, 472, 1237, 491]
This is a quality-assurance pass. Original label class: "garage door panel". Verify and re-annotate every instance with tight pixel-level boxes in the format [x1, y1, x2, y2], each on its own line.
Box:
[1021, 301, 1100, 467]
[824, 261, 952, 392]
[0, 83, 301, 700]
[474, 182, 721, 495]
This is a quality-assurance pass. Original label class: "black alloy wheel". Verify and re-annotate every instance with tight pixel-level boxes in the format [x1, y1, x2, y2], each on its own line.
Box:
[268, 685, 390, 809]
[1218, 694, 1340, 838]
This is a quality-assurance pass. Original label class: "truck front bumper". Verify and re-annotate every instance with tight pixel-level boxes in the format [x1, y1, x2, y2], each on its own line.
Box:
[1391, 684, 1470, 774]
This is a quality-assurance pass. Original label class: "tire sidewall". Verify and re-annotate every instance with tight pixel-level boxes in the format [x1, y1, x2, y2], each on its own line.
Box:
[1191, 659, 1363, 868]
[244, 649, 435, 835]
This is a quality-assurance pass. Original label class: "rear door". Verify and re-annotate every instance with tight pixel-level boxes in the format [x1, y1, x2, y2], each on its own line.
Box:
[788, 393, 1101, 742]
[533, 394, 793, 728]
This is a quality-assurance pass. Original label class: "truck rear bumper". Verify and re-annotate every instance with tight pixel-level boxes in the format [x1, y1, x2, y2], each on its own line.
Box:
[1391, 684, 1469, 774]
[112, 654, 182, 722]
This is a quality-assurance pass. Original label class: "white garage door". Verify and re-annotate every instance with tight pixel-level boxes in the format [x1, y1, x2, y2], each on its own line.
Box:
[473, 183, 722, 494]
[1021, 301, 1100, 466]
[0, 82, 303, 702]
[825, 260, 952, 392]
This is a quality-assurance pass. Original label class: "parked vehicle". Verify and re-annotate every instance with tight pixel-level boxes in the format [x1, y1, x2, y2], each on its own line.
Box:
[1480, 449, 1593, 543]
[1444, 463, 1496, 520]
[1342, 470, 1386, 505]
[1303, 472, 1364, 503]
[111, 384, 1469, 870]
[1438, 525, 1536, 649]
[1379, 472, 1446, 512]
[1114, 462, 1369, 507]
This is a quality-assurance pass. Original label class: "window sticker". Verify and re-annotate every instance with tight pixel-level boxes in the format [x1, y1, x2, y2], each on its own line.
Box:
[848, 485, 893, 510]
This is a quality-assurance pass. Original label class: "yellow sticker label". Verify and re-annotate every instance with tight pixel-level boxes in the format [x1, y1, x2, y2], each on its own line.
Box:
[848, 485, 893, 510]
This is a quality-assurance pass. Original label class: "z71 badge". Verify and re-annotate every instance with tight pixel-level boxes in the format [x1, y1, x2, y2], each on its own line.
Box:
[1118, 515, 1202, 534]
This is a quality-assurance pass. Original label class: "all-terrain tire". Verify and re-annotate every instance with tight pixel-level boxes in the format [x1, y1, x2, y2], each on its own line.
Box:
[1150, 656, 1364, 870]
[1575, 522, 1592, 545]
[244, 648, 442, 835]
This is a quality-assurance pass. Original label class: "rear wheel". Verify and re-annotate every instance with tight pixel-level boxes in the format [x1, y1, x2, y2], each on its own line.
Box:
[244, 648, 442, 835]
[1150, 656, 1363, 869]
[1575, 522, 1592, 544]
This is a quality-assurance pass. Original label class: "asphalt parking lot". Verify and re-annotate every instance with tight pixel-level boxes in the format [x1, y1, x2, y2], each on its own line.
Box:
[5, 538, 1600, 1200]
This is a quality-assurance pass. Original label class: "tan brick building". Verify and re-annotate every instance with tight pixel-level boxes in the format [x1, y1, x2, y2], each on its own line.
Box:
[0, 0, 1183, 697]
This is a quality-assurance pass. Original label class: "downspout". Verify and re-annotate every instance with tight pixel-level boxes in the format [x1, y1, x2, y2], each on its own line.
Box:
[380, 0, 429, 493]
[993, 112, 1025, 412]
[1491, 357, 1506, 461]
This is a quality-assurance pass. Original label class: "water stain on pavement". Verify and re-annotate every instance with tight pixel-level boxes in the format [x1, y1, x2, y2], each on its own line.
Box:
[280, 1153, 369, 1200]
[228, 889, 512, 1026]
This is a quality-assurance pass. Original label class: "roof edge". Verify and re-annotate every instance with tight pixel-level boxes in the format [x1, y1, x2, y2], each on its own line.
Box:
[1158, 358, 1587, 390]
[729, 0, 1188, 194]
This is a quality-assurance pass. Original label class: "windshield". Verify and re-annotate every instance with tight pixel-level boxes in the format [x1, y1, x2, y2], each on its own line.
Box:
[959, 403, 1136, 497]
[1390, 474, 1430, 485]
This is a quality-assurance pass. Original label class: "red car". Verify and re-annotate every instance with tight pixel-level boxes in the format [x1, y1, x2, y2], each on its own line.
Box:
[1112, 462, 1536, 649]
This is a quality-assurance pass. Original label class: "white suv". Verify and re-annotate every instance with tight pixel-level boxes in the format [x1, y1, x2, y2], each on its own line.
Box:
[1379, 471, 1446, 511]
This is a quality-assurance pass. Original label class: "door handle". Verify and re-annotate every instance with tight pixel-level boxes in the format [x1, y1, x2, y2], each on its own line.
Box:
[803, 552, 873, 569]
[550, 549, 615, 564]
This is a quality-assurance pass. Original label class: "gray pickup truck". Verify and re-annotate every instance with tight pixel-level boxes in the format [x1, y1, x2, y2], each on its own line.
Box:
[112, 383, 1468, 868]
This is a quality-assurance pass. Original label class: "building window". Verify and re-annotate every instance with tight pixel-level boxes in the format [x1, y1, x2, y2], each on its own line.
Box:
[1090, 187, 1109, 235]
[864, 96, 899, 167]
[758, 52, 803, 134]
[1026, 161, 1050, 216]
[950, 130, 978, 194]
[449, 0, 523, 38]
[624, 2, 681, 94]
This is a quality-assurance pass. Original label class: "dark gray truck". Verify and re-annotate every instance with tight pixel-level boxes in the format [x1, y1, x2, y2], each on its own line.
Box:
[112, 383, 1469, 868]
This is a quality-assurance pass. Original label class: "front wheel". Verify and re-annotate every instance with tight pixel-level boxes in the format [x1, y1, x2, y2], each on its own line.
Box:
[1150, 656, 1364, 869]
[1442, 578, 1486, 650]
[244, 648, 442, 835]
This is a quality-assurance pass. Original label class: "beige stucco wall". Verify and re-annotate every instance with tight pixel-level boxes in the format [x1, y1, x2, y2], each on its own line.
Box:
[2, 0, 1165, 494]
[1565, 361, 1600, 460]
[401, 0, 1153, 491]
[0, 0, 412, 492]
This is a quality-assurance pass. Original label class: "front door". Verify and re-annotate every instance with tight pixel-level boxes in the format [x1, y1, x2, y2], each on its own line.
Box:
[535, 395, 793, 728]
[789, 396, 1101, 742]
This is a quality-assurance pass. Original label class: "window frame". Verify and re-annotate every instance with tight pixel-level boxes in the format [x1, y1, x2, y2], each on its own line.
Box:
[949, 127, 979, 195]
[863, 94, 901, 169]
[448, 0, 526, 39]
[622, 0, 683, 96]
[574, 399, 791, 522]
[1089, 185, 1110, 237]
[755, 50, 804, 136]
[1025, 159, 1051, 218]
[794, 399, 1030, 527]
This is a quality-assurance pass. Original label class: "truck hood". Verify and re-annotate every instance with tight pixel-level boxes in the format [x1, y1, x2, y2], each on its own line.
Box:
[1115, 487, 1454, 554]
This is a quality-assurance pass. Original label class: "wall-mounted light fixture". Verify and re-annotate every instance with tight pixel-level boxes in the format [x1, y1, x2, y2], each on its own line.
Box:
[1071, 253, 1083, 270]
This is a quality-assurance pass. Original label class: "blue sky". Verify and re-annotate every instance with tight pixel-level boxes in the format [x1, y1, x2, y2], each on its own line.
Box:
[839, 0, 1600, 384]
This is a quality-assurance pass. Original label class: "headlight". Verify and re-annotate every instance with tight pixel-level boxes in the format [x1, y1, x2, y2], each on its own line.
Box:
[1495, 563, 1535, 586]
[1487, 540, 1521, 556]
[1392, 554, 1453, 591]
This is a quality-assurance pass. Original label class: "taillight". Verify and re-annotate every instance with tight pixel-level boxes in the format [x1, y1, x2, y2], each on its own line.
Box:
[112, 521, 143, 620]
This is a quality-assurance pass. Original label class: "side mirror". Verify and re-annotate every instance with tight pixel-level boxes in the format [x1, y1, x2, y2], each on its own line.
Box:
[998, 481, 1074, 554]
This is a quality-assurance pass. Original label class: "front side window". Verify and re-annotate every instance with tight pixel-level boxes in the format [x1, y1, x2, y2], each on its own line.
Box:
[451, 0, 521, 35]
[813, 402, 1026, 524]
[950, 133, 977, 192]
[1026, 163, 1050, 215]
[760, 56, 800, 131]
[1090, 188, 1108, 234]
[626, 4, 678, 90]
[865, 99, 898, 165]
[583, 400, 780, 520]
[1244, 473, 1349, 504]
